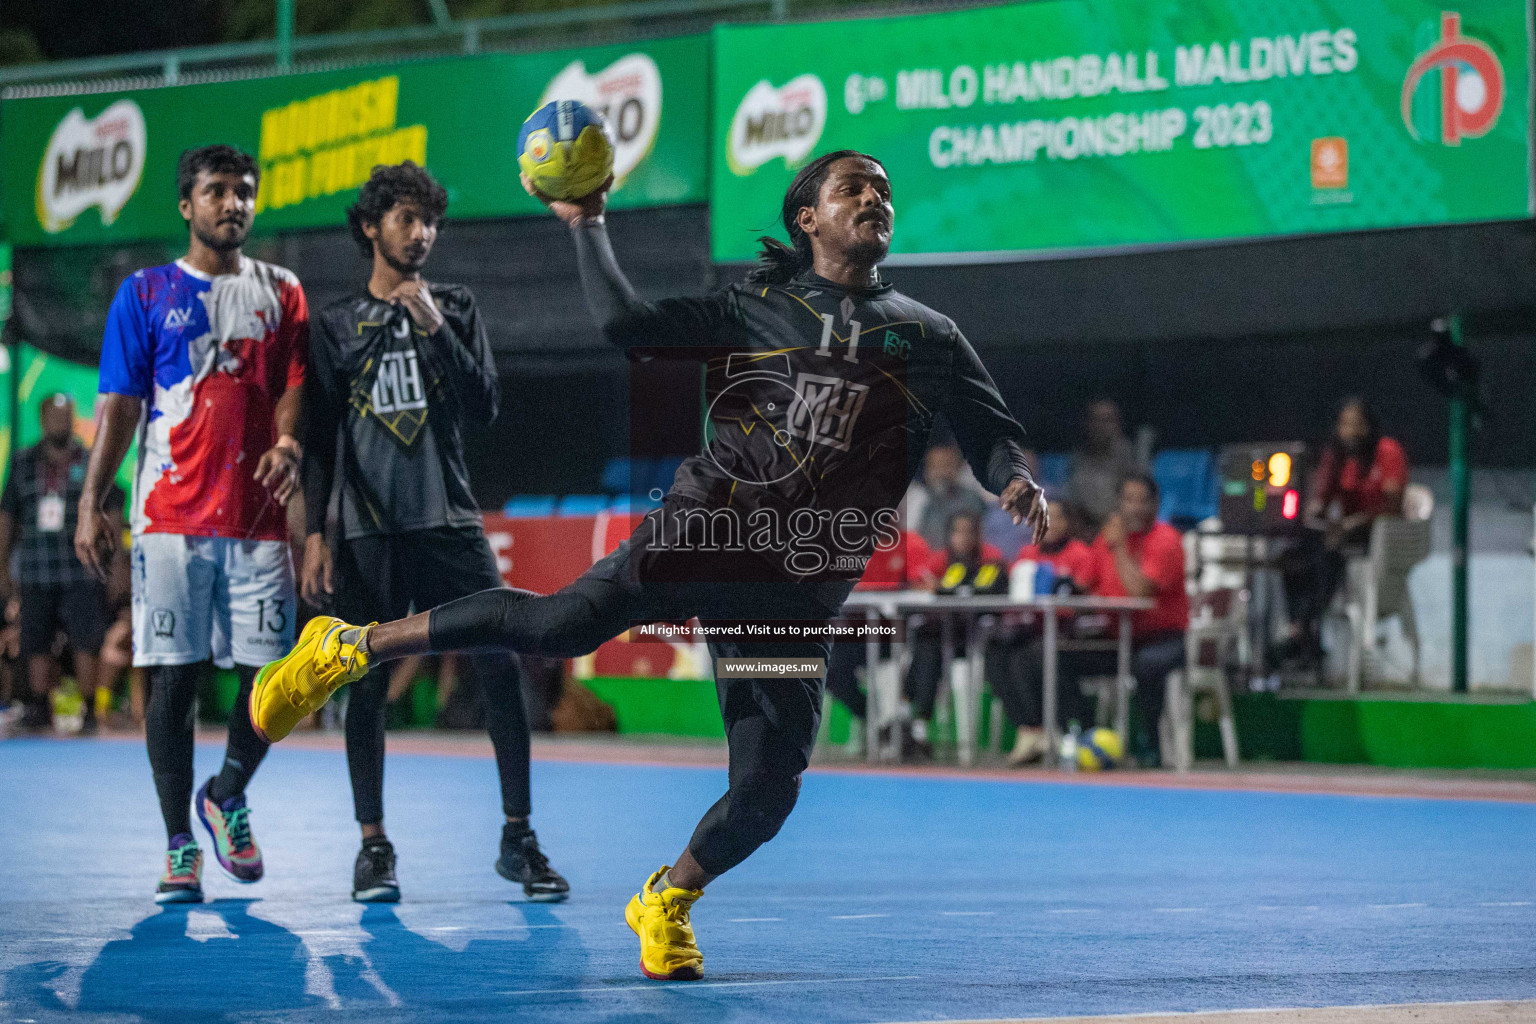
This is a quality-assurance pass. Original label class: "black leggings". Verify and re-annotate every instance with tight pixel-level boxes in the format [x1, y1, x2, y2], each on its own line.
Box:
[145, 662, 269, 841]
[427, 506, 832, 876]
[336, 529, 532, 825]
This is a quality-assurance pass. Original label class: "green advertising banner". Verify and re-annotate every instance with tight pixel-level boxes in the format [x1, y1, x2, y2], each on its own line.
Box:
[0, 243, 10, 322]
[1, 34, 708, 247]
[0, 345, 137, 494]
[711, 1, 1532, 262]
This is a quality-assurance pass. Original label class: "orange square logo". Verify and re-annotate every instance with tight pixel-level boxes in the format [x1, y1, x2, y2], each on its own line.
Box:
[1311, 137, 1348, 189]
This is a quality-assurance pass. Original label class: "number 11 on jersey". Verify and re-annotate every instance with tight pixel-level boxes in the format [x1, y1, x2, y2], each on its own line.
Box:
[817, 313, 861, 363]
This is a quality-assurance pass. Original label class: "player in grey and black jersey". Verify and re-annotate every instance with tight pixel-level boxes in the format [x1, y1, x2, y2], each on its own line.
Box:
[302, 161, 566, 905]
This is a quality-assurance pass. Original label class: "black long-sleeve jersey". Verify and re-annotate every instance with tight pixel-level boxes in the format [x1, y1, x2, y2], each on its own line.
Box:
[303, 284, 498, 540]
[573, 221, 1032, 608]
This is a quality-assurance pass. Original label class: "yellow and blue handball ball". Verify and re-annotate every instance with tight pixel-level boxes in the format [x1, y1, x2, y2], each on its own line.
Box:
[517, 99, 615, 202]
[1076, 727, 1125, 771]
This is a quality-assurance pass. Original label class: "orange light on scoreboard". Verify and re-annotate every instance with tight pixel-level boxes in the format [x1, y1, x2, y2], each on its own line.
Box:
[1268, 452, 1292, 488]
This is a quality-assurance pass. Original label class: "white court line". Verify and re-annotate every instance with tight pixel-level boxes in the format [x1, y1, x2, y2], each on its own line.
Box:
[1367, 902, 1426, 909]
[1152, 908, 1203, 913]
[498, 974, 919, 997]
[1479, 900, 1532, 906]
[941, 911, 996, 916]
[728, 917, 784, 922]
[1046, 908, 1100, 915]
[1254, 906, 1319, 911]
[830, 913, 890, 920]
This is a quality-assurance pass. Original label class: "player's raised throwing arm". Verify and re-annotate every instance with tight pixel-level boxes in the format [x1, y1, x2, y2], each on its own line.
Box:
[522, 173, 733, 354]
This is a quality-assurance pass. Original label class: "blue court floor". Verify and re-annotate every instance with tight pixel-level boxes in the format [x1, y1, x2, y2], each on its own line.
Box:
[0, 736, 1533, 1024]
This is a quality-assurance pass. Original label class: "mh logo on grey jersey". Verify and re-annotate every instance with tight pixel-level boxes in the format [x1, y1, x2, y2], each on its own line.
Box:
[370, 350, 427, 415]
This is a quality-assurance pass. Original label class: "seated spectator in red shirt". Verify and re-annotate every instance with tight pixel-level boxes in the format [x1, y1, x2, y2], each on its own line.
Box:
[1013, 499, 1095, 592]
[854, 531, 931, 592]
[921, 512, 1006, 594]
[1281, 395, 1408, 668]
[824, 531, 932, 730]
[992, 474, 1188, 767]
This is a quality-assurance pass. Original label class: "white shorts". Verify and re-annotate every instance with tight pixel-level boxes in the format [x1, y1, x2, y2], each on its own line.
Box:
[131, 533, 296, 669]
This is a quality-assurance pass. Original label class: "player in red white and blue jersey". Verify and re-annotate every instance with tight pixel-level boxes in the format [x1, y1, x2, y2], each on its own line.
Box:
[75, 145, 308, 904]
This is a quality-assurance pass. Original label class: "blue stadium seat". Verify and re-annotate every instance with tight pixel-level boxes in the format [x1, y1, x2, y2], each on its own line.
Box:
[557, 494, 610, 516]
[606, 493, 661, 514]
[600, 456, 645, 495]
[1151, 449, 1218, 526]
[1034, 452, 1070, 490]
[647, 456, 687, 496]
[502, 495, 557, 517]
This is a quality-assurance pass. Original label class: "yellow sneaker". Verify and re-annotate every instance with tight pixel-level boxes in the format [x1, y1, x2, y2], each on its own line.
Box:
[250, 616, 373, 743]
[624, 866, 704, 981]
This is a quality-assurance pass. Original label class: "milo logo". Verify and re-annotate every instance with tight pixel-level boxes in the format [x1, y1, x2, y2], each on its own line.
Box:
[542, 53, 662, 186]
[35, 99, 146, 234]
[727, 74, 827, 176]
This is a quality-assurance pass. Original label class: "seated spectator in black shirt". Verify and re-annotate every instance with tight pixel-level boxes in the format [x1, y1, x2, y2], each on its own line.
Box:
[912, 442, 990, 552]
[1065, 399, 1143, 537]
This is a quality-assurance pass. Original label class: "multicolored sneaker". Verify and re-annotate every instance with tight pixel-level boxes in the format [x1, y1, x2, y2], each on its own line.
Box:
[250, 616, 373, 743]
[495, 825, 570, 902]
[624, 866, 704, 981]
[196, 778, 263, 882]
[155, 834, 204, 904]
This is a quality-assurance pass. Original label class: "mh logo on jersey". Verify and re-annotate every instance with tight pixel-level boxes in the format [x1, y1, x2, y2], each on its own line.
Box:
[788, 372, 868, 452]
[371, 350, 427, 415]
[1401, 11, 1504, 146]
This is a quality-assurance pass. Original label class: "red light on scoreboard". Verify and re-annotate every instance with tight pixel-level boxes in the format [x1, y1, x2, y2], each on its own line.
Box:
[1282, 489, 1299, 519]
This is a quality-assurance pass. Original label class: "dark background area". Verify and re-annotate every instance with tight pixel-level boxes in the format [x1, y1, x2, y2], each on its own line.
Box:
[9, 205, 1534, 508]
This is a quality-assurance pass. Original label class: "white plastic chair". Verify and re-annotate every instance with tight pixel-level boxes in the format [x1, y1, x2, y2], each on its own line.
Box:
[1163, 588, 1246, 772]
[1341, 484, 1434, 691]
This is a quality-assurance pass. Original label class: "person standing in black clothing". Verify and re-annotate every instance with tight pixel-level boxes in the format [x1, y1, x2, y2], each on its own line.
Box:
[255, 150, 1046, 978]
[301, 161, 566, 904]
[0, 394, 117, 732]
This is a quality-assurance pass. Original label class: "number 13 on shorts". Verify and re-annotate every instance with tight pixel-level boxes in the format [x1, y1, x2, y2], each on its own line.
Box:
[130, 534, 297, 669]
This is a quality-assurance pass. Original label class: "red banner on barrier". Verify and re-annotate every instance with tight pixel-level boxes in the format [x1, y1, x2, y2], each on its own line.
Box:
[481, 512, 707, 680]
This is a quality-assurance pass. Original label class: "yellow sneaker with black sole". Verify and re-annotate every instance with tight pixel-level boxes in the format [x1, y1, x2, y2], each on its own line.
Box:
[625, 866, 704, 981]
[250, 616, 373, 743]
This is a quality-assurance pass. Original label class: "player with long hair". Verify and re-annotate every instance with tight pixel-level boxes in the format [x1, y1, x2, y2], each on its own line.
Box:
[251, 150, 1046, 978]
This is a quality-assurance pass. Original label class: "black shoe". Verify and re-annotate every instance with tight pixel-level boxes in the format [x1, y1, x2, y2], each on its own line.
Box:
[900, 722, 933, 762]
[19, 702, 50, 731]
[352, 838, 400, 903]
[495, 825, 569, 902]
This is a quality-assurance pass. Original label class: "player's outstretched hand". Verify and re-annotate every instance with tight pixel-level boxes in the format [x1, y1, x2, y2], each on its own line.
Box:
[74, 508, 117, 583]
[522, 172, 613, 227]
[1000, 476, 1049, 545]
[254, 437, 301, 505]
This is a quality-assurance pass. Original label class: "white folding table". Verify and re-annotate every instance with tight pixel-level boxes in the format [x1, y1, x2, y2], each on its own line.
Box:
[839, 591, 1154, 767]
